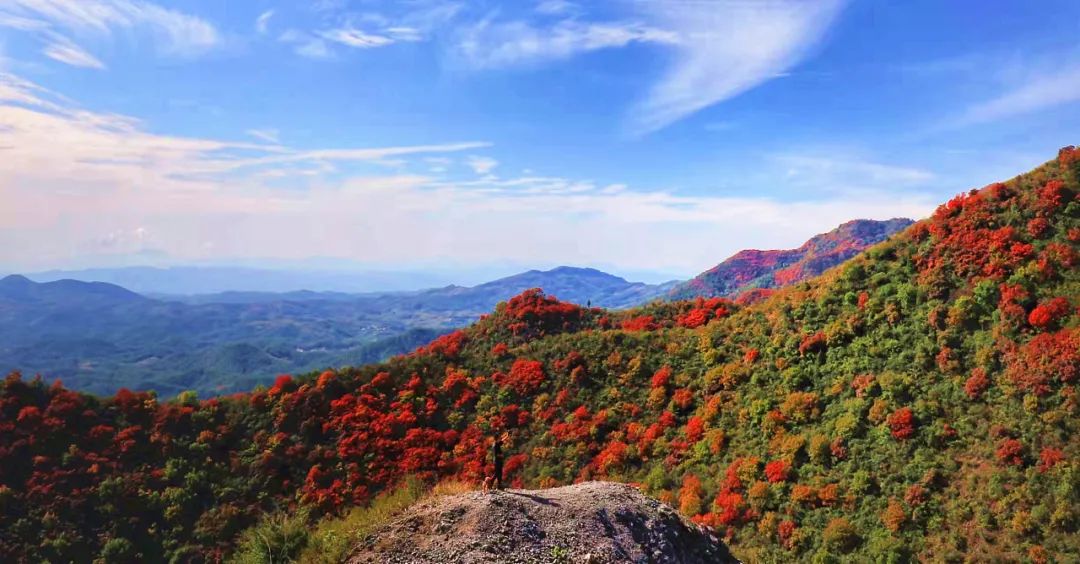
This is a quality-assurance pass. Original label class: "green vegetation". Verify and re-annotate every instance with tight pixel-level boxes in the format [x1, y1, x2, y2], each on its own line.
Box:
[230, 478, 471, 564]
[0, 147, 1077, 562]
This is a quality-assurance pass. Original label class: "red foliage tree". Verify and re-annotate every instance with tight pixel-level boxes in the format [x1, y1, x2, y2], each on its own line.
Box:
[1028, 297, 1071, 329]
[621, 315, 657, 332]
[501, 289, 586, 338]
[764, 459, 790, 483]
[735, 288, 776, 305]
[418, 330, 467, 358]
[713, 490, 745, 526]
[593, 440, 628, 474]
[1060, 145, 1080, 169]
[743, 348, 759, 364]
[684, 416, 705, 443]
[672, 388, 694, 411]
[887, 407, 916, 440]
[1005, 328, 1080, 395]
[651, 366, 672, 389]
[676, 308, 709, 329]
[778, 520, 797, 547]
[798, 332, 827, 356]
[679, 473, 703, 516]
[964, 368, 990, 400]
[1038, 447, 1065, 473]
[1027, 217, 1050, 238]
[505, 359, 545, 395]
[996, 438, 1025, 466]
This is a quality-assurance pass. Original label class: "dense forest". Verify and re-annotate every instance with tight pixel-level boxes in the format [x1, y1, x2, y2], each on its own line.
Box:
[1, 147, 1077, 562]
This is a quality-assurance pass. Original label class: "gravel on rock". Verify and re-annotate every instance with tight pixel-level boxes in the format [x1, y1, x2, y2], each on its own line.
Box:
[347, 481, 738, 564]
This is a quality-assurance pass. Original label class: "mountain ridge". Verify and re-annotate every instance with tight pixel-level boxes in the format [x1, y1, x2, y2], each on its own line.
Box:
[0, 266, 671, 396]
[669, 218, 914, 300]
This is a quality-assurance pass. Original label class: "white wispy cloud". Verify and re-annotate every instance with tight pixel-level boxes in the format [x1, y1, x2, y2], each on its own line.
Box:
[958, 64, 1080, 126]
[385, 26, 423, 42]
[0, 10, 47, 30]
[0, 72, 939, 273]
[444, 1, 845, 133]
[0, 0, 220, 57]
[309, 22, 426, 53]
[42, 35, 104, 68]
[466, 155, 498, 174]
[246, 128, 280, 144]
[454, 17, 677, 69]
[534, 0, 580, 16]
[279, 29, 332, 59]
[320, 27, 395, 49]
[627, 0, 847, 135]
[773, 153, 935, 189]
[255, 9, 274, 35]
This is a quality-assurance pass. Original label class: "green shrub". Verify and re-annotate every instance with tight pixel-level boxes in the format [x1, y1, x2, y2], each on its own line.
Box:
[229, 508, 311, 564]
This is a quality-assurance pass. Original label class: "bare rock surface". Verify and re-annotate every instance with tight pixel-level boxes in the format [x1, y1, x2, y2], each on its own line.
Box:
[347, 481, 738, 564]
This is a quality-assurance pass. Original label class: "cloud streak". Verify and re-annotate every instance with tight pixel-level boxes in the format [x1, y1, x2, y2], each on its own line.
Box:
[627, 0, 847, 135]
[0, 0, 220, 56]
[958, 64, 1080, 126]
[255, 10, 274, 35]
[42, 35, 105, 68]
[454, 17, 677, 69]
[442, 1, 846, 134]
[466, 155, 498, 175]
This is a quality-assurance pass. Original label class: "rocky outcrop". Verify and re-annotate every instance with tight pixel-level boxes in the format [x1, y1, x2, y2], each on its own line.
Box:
[347, 481, 737, 564]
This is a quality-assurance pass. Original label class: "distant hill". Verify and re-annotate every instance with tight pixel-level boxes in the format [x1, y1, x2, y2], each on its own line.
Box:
[390, 266, 675, 311]
[0, 267, 669, 397]
[165, 266, 674, 309]
[0, 275, 457, 397]
[0, 274, 145, 306]
[23, 265, 467, 294]
[669, 218, 913, 300]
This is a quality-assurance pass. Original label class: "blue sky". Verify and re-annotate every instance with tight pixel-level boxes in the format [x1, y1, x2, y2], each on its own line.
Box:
[1, 0, 1079, 280]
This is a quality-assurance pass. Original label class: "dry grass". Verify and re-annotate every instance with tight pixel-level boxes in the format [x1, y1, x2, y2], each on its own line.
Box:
[297, 478, 477, 564]
[428, 479, 475, 498]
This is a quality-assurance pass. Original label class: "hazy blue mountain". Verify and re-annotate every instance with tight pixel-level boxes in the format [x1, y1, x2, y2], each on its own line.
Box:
[0, 267, 671, 397]
[24, 266, 460, 295]
[379, 266, 676, 311]
[0, 274, 146, 306]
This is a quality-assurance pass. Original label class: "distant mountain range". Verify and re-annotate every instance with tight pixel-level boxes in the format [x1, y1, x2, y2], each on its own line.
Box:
[669, 218, 914, 300]
[18, 265, 465, 294]
[0, 267, 672, 397]
[0, 219, 912, 396]
[18, 264, 684, 295]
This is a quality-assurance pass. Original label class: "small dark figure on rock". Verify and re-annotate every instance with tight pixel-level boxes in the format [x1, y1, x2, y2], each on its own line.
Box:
[483, 431, 510, 492]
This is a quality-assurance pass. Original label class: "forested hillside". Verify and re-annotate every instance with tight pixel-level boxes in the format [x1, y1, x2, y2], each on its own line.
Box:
[0, 148, 1077, 562]
[670, 218, 914, 301]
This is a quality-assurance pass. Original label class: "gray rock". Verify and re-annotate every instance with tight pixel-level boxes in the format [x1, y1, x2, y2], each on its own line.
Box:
[347, 481, 738, 564]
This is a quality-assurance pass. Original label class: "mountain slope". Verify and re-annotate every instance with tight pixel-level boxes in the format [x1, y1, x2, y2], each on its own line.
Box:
[0, 147, 1076, 562]
[669, 218, 914, 300]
